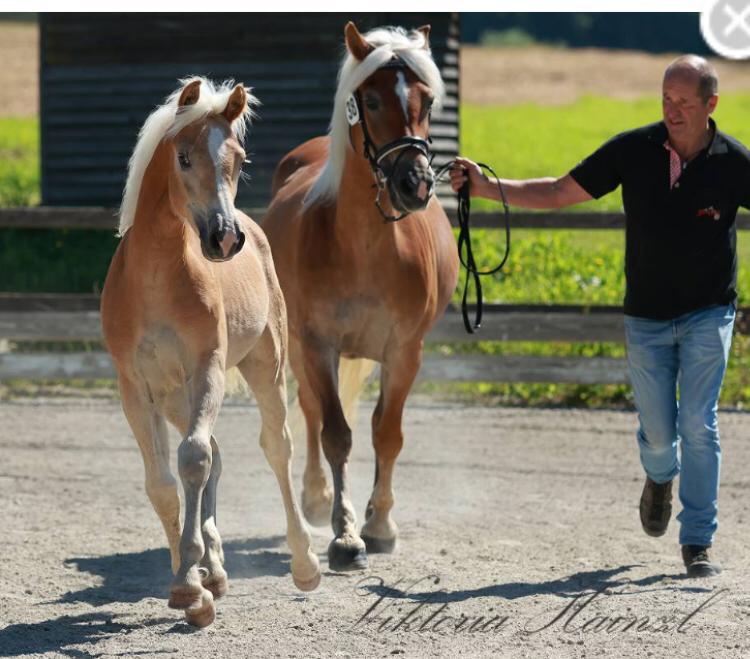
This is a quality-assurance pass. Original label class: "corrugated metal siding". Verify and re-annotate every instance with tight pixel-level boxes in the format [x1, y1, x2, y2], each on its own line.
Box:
[40, 13, 459, 210]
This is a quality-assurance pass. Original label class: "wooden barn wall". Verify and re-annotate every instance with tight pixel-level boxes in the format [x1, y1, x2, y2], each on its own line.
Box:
[40, 13, 459, 210]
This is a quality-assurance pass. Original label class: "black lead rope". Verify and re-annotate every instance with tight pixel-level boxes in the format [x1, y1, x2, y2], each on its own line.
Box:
[436, 161, 511, 334]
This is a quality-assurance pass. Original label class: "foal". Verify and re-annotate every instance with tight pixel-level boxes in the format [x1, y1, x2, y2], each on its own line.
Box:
[101, 77, 320, 627]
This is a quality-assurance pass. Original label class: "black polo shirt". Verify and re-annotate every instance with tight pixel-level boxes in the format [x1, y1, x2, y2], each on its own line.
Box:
[570, 119, 750, 320]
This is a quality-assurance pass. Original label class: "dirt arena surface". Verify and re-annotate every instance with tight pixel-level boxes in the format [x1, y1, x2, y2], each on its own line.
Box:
[1, 397, 749, 657]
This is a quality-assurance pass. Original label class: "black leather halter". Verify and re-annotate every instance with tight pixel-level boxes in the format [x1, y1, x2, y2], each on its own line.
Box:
[349, 57, 432, 223]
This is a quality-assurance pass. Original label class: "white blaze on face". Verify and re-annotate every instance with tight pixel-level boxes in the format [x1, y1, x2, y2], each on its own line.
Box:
[208, 124, 238, 257]
[208, 125, 228, 192]
[395, 70, 410, 122]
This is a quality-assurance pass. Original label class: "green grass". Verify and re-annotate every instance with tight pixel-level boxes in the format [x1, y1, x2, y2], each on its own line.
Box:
[462, 93, 750, 212]
[0, 117, 39, 206]
[458, 229, 750, 306]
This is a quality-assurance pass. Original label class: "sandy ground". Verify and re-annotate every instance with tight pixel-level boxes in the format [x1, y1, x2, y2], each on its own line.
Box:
[461, 46, 750, 105]
[1, 396, 749, 657]
[3, 22, 749, 118]
[0, 23, 37, 117]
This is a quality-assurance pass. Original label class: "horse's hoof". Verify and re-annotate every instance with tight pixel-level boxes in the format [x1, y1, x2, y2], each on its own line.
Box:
[168, 584, 204, 611]
[362, 534, 397, 554]
[327, 539, 368, 572]
[294, 569, 322, 592]
[292, 551, 321, 592]
[302, 490, 333, 528]
[202, 572, 229, 600]
[184, 590, 215, 628]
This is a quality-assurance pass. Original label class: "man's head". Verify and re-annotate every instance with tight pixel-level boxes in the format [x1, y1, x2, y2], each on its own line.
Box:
[662, 55, 719, 143]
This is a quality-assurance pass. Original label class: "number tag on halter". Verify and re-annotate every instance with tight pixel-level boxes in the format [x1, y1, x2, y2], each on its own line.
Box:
[345, 94, 360, 126]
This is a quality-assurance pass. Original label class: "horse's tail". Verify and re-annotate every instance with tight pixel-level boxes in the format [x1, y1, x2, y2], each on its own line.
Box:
[288, 357, 377, 446]
[338, 357, 378, 430]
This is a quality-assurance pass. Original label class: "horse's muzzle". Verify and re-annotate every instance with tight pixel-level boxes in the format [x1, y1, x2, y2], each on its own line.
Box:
[198, 215, 245, 262]
[389, 161, 435, 213]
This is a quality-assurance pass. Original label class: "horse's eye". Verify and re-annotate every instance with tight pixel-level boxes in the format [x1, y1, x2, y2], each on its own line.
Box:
[364, 97, 379, 111]
[421, 97, 434, 121]
[178, 152, 191, 170]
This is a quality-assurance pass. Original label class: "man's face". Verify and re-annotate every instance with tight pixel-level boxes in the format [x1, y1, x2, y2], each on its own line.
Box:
[662, 72, 718, 142]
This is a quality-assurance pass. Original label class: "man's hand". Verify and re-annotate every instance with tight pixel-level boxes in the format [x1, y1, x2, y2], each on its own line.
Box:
[450, 157, 489, 197]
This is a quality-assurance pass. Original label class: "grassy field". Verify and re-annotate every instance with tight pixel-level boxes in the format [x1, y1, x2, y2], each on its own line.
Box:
[462, 92, 750, 212]
[0, 117, 38, 206]
[3, 96, 750, 406]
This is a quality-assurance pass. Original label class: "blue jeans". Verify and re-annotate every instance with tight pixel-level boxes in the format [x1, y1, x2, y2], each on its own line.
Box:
[624, 303, 735, 547]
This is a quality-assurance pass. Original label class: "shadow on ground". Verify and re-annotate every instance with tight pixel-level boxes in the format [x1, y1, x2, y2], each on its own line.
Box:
[53, 535, 289, 607]
[0, 612, 177, 658]
[358, 565, 713, 603]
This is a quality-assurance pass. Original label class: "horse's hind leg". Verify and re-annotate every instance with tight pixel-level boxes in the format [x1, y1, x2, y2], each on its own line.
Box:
[361, 347, 421, 555]
[238, 332, 321, 591]
[119, 376, 181, 574]
[162, 390, 227, 599]
[291, 338, 333, 527]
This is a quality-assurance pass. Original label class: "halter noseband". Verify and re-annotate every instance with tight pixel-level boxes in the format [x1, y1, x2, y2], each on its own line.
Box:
[347, 56, 433, 223]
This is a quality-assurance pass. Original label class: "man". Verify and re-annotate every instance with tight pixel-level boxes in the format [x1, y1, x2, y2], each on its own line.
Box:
[451, 55, 750, 578]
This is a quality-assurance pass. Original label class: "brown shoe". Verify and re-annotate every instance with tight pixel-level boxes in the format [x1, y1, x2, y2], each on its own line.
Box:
[682, 545, 722, 578]
[639, 477, 673, 537]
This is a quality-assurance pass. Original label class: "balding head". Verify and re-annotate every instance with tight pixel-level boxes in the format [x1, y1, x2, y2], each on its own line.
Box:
[664, 55, 718, 104]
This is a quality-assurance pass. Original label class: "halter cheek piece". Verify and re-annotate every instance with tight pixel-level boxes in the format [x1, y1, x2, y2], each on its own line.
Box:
[347, 56, 433, 223]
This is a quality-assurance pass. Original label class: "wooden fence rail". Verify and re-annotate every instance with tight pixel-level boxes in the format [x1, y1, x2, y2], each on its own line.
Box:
[2, 295, 748, 383]
[2, 208, 748, 383]
[2, 206, 750, 231]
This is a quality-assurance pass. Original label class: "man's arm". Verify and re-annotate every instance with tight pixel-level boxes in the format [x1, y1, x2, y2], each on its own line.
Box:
[450, 158, 592, 209]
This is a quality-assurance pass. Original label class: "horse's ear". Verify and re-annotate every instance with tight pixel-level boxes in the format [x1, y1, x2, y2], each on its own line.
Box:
[222, 84, 247, 123]
[345, 21, 374, 61]
[416, 25, 431, 50]
[178, 80, 201, 108]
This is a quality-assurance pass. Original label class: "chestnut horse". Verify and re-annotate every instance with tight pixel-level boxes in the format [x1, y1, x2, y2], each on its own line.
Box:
[263, 24, 459, 571]
[101, 78, 320, 627]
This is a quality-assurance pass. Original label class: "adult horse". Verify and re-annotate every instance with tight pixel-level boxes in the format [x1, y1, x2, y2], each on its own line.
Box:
[101, 77, 320, 627]
[263, 24, 459, 571]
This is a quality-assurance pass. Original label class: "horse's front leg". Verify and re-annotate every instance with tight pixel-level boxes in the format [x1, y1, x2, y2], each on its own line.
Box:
[167, 351, 225, 627]
[303, 343, 367, 571]
[162, 389, 227, 599]
[361, 344, 422, 554]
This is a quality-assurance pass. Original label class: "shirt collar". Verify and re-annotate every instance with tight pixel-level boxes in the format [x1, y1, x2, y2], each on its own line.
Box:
[649, 117, 728, 157]
[706, 118, 729, 156]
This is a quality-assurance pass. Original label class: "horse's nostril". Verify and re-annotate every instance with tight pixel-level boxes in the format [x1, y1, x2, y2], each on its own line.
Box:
[401, 171, 420, 193]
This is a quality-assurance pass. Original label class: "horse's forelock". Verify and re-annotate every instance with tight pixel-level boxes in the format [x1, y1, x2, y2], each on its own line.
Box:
[304, 26, 444, 210]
